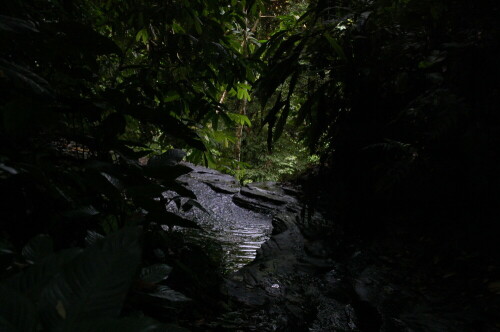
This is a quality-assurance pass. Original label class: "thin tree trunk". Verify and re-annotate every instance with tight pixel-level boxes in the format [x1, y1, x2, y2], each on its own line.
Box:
[219, 90, 227, 104]
[233, 8, 260, 163]
[234, 97, 248, 162]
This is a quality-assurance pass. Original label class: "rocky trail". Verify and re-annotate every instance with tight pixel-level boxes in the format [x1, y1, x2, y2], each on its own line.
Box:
[165, 163, 500, 331]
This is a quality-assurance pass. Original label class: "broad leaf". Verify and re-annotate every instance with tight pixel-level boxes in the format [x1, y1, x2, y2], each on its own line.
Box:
[84, 230, 105, 247]
[227, 112, 252, 127]
[7, 248, 82, 301]
[273, 101, 291, 143]
[145, 285, 191, 303]
[0, 15, 38, 33]
[324, 32, 346, 60]
[38, 228, 142, 330]
[161, 180, 197, 199]
[0, 58, 52, 96]
[0, 285, 38, 332]
[140, 264, 173, 284]
[22, 234, 54, 263]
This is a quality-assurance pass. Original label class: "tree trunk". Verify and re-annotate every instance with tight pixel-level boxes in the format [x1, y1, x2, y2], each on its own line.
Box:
[234, 97, 248, 162]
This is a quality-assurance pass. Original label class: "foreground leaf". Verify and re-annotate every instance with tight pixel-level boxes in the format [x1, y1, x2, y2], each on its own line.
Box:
[38, 228, 142, 329]
[22, 234, 54, 263]
[140, 264, 173, 284]
[0, 284, 38, 332]
[8, 248, 82, 301]
[146, 285, 191, 303]
[84, 230, 105, 246]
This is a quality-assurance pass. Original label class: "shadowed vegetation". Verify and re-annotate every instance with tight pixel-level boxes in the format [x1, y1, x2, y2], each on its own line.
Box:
[1, 0, 499, 330]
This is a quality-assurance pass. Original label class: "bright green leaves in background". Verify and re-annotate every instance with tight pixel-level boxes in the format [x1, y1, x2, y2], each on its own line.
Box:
[135, 28, 149, 45]
[80, 0, 266, 158]
[227, 112, 252, 127]
[230, 82, 253, 102]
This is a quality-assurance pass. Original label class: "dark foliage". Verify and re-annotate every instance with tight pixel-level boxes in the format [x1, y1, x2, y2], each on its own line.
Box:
[1, 0, 500, 329]
[0, 0, 263, 329]
[258, 0, 500, 242]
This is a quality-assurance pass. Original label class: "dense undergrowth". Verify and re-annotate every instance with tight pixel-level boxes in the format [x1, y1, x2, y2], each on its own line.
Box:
[0, 0, 263, 330]
[258, 0, 500, 241]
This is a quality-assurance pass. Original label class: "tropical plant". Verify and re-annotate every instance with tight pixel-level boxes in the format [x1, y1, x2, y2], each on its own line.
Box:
[256, 0, 500, 234]
[0, 0, 264, 328]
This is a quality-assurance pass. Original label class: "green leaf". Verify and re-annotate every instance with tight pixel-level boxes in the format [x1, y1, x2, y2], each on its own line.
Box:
[38, 228, 142, 329]
[164, 91, 181, 102]
[100, 172, 124, 191]
[262, 92, 284, 126]
[0, 15, 39, 33]
[161, 180, 197, 199]
[235, 83, 252, 101]
[0, 163, 18, 175]
[324, 33, 346, 60]
[172, 22, 185, 33]
[84, 231, 105, 247]
[418, 52, 446, 69]
[0, 58, 52, 96]
[22, 234, 54, 263]
[7, 248, 82, 301]
[135, 28, 149, 44]
[227, 112, 252, 127]
[203, 150, 217, 169]
[140, 264, 173, 284]
[0, 285, 38, 332]
[273, 101, 291, 143]
[263, 93, 285, 151]
[192, 15, 203, 34]
[146, 285, 191, 303]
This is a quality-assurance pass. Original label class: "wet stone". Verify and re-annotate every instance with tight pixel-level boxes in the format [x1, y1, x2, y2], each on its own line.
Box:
[162, 163, 302, 273]
[240, 184, 297, 206]
[186, 166, 240, 194]
[232, 193, 279, 214]
[310, 299, 359, 332]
